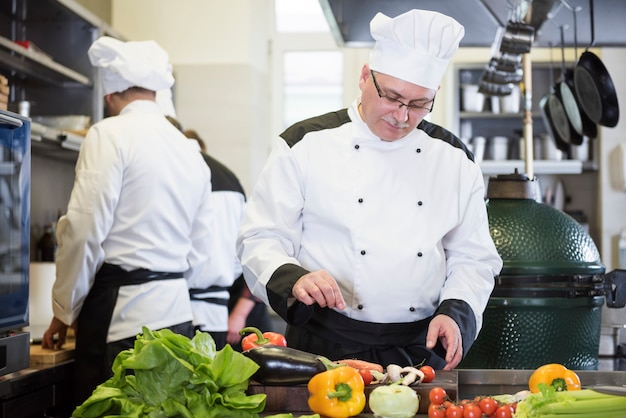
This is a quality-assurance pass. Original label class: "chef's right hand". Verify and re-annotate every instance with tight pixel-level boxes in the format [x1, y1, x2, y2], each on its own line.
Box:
[292, 269, 346, 310]
[41, 316, 69, 350]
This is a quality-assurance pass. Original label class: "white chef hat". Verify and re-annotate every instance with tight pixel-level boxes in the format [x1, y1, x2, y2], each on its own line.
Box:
[369, 9, 464, 90]
[88, 36, 175, 95]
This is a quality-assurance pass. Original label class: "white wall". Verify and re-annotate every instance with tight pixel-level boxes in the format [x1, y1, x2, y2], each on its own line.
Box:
[598, 49, 626, 271]
[112, 0, 271, 194]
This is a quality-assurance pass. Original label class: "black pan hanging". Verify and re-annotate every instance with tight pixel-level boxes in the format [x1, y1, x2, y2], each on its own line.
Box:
[540, 47, 570, 155]
[548, 26, 583, 147]
[573, 0, 619, 127]
[560, 7, 597, 140]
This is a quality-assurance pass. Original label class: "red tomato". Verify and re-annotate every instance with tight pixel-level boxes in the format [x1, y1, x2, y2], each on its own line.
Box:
[429, 387, 448, 406]
[420, 365, 436, 383]
[495, 405, 514, 418]
[463, 404, 483, 418]
[357, 368, 373, 385]
[478, 397, 498, 416]
[428, 403, 446, 418]
[445, 404, 464, 418]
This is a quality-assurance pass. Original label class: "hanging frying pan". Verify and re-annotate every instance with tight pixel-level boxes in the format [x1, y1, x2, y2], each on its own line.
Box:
[540, 48, 570, 155]
[573, 0, 620, 127]
[560, 7, 597, 140]
[548, 26, 583, 147]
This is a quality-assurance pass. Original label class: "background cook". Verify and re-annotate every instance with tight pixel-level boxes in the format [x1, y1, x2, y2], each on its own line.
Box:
[237, 9, 502, 370]
[41, 37, 213, 405]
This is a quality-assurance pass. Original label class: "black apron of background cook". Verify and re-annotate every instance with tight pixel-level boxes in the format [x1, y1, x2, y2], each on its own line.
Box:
[73, 263, 184, 406]
[188, 285, 230, 348]
[285, 303, 474, 369]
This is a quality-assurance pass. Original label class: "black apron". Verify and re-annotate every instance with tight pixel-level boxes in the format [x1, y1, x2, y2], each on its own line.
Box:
[285, 305, 448, 369]
[188, 285, 231, 348]
[73, 263, 186, 406]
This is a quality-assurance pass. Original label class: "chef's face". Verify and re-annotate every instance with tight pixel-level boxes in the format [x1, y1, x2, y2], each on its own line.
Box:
[358, 65, 437, 142]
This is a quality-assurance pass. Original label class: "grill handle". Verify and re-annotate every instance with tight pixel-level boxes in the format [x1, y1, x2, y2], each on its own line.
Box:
[604, 269, 626, 308]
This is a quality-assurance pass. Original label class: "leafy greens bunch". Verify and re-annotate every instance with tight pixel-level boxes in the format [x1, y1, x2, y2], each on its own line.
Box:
[73, 326, 266, 417]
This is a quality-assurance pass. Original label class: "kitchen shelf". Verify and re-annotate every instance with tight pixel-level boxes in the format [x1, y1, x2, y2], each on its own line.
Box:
[0, 36, 91, 87]
[459, 111, 541, 119]
[480, 160, 583, 175]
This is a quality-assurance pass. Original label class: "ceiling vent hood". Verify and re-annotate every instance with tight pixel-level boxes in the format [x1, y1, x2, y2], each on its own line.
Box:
[319, 0, 626, 48]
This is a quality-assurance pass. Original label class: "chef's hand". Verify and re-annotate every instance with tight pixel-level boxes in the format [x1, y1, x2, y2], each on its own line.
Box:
[426, 314, 463, 370]
[41, 316, 69, 350]
[292, 270, 346, 310]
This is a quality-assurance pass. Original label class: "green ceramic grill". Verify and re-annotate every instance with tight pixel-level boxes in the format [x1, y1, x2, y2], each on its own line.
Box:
[460, 172, 626, 370]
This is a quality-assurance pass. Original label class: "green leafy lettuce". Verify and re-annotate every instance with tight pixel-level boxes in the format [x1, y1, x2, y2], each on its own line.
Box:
[72, 326, 266, 417]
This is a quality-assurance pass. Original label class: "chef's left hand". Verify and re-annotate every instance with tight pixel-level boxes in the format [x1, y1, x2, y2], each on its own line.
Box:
[425, 314, 462, 370]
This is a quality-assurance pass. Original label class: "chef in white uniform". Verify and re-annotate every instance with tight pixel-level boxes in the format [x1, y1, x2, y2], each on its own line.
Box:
[41, 37, 213, 405]
[237, 9, 503, 370]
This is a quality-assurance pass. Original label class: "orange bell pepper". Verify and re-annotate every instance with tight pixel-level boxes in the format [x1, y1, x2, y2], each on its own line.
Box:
[528, 363, 582, 393]
[307, 366, 366, 418]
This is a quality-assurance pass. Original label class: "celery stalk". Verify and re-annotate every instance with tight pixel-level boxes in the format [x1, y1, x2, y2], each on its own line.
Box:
[538, 395, 626, 414]
[515, 388, 626, 418]
[540, 412, 626, 418]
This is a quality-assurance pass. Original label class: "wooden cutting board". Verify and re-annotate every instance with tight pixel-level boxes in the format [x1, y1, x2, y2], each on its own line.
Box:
[248, 370, 458, 414]
[30, 340, 76, 366]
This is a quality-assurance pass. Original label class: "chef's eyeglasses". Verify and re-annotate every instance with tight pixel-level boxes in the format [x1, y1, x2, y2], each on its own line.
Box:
[370, 70, 435, 114]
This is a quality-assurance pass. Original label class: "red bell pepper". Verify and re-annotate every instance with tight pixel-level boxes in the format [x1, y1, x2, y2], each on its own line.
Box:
[240, 326, 287, 351]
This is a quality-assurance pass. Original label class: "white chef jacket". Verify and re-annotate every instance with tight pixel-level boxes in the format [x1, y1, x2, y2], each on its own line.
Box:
[187, 150, 246, 332]
[237, 98, 502, 334]
[52, 100, 213, 342]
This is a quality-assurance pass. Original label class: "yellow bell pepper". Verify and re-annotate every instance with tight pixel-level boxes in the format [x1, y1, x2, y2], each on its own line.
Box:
[528, 363, 582, 393]
[307, 366, 366, 418]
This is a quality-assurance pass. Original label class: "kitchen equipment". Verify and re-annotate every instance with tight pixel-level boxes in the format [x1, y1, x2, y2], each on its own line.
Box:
[460, 172, 626, 370]
[501, 85, 521, 113]
[574, 0, 620, 128]
[489, 136, 509, 160]
[540, 44, 571, 155]
[562, 6, 598, 140]
[0, 110, 30, 377]
[541, 133, 563, 160]
[548, 26, 583, 146]
[499, 20, 535, 54]
[472, 136, 486, 163]
[461, 84, 484, 112]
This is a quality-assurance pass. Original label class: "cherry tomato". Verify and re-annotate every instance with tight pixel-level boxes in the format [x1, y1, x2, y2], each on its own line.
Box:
[429, 387, 448, 406]
[357, 368, 373, 385]
[495, 404, 514, 418]
[463, 404, 483, 418]
[445, 404, 464, 418]
[428, 403, 446, 418]
[420, 365, 436, 383]
[478, 397, 498, 416]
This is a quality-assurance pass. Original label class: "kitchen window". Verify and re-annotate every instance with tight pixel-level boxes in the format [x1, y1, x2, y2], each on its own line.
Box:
[272, 0, 345, 138]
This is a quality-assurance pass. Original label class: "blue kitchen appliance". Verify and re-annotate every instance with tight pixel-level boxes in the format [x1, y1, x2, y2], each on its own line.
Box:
[0, 110, 31, 377]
